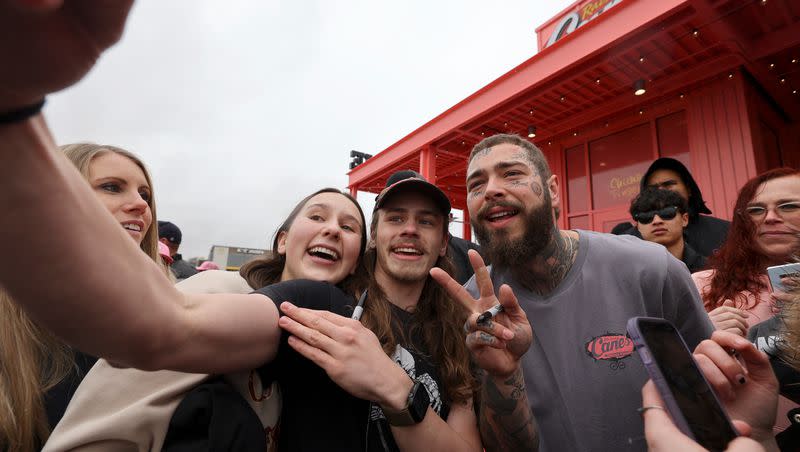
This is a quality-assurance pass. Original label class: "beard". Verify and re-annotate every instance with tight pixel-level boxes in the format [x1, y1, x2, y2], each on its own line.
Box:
[472, 194, 555, 271]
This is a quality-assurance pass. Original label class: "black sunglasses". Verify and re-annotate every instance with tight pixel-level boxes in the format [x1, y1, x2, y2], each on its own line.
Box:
[633, 206, 679, 224]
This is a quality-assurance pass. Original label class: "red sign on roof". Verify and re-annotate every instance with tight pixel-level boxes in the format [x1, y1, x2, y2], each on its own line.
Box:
[536, 0, 623, 51]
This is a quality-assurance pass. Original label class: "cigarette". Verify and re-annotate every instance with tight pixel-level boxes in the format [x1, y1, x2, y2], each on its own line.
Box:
[477, 304, 503, 324]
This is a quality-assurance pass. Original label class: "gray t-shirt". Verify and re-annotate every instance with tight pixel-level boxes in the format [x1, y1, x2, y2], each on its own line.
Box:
[466, 230, 714, 452]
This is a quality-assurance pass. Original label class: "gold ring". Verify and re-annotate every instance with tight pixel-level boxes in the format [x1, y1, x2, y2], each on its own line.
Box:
[637, 405, 665, 415]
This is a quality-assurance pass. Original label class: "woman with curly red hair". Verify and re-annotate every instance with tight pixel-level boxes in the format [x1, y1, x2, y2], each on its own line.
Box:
[693, 167, 800, 436]
[693, 167, 800, 334]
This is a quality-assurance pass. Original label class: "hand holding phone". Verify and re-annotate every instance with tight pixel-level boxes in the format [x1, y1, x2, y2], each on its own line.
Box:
[693, 331, 780, 446]
[627, 317, 739, 451]
[640, 381, 764, 452]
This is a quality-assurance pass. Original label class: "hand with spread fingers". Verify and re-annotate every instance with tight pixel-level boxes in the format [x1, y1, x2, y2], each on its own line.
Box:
[277, 302, 413, 408]
[0, 0, 134, 111]
[707, 300, 749, 337]
[430, 249, 532, 378]
[640, 381, 764, 452]
[693, 331, 779, 448]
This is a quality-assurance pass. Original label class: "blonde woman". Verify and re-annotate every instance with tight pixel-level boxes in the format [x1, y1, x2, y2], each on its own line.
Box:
[0, 143, 170, 451]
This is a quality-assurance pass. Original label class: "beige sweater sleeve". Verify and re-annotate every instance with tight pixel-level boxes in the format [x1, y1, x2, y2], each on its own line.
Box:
[43, 271, 279, 452]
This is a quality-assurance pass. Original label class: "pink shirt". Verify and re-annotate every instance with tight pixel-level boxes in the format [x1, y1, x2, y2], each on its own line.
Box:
[692, 270, 778, 326]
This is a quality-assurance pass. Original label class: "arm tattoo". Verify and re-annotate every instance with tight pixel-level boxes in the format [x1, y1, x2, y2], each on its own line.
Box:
[478, 367, 539, 451]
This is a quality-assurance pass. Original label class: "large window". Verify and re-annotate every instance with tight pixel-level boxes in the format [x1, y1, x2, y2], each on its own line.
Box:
[564, 110, 690, 231]
[589, 123, 652, 210]
[566, 145, 588, 212]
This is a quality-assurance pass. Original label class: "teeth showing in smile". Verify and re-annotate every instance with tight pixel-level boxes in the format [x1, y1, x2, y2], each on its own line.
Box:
[123, 223, 142, 232]
[487, 210, 518, 221]
[393, 247, 422, 255]
[308, 246, 339, 261]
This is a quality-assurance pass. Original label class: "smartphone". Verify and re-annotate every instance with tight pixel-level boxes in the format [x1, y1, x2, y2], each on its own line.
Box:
[767, 262, 800, 293]
[627, 317, 738, 451]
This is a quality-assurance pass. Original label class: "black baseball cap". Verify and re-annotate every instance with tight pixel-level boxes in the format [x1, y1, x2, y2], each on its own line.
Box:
[158, 221, 182, 245]
[374, 170, 451, 215]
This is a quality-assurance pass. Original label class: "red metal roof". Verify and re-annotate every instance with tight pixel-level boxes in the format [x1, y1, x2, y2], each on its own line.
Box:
[348, 0, 800, 211]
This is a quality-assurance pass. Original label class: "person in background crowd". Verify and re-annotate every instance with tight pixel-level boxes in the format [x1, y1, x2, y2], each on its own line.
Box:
[158, 241, 174, 265]
[0, 143, 170, 452]
[693, 167, 800, 436]
[630, 187, 706, 272]
[158, 221, 198, 280]
[447, 213, 485, 285]
[196, 260, 220, 272]
[613, 157, 730, 258]
[693, 168, 800, 335]
[431, 134, 714, 452]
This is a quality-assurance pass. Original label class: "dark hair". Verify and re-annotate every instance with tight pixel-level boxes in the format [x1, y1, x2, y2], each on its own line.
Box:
[361, 211, 474, 404]
[629, 187, 688, 217]
[240, 188, 368, 295]
[469, 134, 552, 183]
[641, 157, 712, 217]
[703, 168, 800, 310]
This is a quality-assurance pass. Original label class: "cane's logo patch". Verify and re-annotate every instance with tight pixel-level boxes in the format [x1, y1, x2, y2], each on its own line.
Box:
[585, 333, 634, 370]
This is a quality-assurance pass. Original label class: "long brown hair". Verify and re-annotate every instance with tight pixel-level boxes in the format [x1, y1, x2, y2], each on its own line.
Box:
[240, 188, 368, 294]
[703, 168, 800, 310]
[360, 212, 474, 405]
[0, 144, 167, 451]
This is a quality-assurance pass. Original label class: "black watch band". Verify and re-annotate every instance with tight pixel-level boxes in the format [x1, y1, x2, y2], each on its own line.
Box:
[382, 379, 430, 426]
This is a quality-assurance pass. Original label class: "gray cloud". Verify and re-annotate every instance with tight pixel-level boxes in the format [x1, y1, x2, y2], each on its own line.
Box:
[47, 0, 567, 258]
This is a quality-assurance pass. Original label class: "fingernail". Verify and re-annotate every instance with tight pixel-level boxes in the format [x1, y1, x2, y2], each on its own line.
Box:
[736, 374, 746, 385]
[734, 337, 749, 347]
[503, 329, 514, 340]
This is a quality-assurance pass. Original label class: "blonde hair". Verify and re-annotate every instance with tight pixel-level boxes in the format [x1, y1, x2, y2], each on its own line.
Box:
[0, 143, 168, 451]
[60, 143, 165, 267]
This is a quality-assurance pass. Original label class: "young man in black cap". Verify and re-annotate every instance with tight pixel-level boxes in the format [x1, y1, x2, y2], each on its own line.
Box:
[278, 170, 481, 451]
[613, 157, 730, 257]
[158, 220, 198, 280]
[629, 187, 706, 272]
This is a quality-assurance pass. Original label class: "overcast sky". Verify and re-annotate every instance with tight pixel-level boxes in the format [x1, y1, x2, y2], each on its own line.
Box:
[48, 0, 569, 259]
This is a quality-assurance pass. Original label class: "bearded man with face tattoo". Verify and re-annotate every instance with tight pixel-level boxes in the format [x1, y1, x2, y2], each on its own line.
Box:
[432, 134, 715, 452]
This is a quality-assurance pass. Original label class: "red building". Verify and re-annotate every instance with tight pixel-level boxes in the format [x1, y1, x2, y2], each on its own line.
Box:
[347, 0, 799, 240]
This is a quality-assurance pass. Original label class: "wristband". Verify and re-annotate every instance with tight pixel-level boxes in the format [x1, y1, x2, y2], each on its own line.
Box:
[0, 99, 45, 125]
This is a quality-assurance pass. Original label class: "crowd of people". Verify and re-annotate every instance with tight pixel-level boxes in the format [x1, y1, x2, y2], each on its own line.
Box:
[0, 2, 799, 452]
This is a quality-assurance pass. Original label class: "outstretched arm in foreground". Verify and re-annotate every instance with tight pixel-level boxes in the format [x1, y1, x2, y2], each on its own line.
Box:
[431, 250, 538, 451]
[0, 1, 281, 372]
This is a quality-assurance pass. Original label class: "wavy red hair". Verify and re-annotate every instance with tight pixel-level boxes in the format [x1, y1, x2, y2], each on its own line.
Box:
[703, 167, 800, 310]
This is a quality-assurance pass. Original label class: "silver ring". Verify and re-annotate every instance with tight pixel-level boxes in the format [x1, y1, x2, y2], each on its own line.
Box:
[463, 321, 471, 333]
[637, 405, 665, 415]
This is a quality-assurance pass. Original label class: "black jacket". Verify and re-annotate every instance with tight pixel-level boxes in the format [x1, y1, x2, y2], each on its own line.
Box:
[681, 241, 707, 273]
[171, 254, 198, 280]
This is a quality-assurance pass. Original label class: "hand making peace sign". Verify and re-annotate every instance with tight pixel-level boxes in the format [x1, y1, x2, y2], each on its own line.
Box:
[430, 249, 533, 378]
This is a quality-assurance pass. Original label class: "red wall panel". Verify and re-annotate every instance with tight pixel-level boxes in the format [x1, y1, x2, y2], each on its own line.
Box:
[686, 75, 756, 220]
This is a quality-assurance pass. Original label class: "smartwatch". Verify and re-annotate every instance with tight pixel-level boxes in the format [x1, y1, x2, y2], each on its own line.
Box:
[381, 379, 430, 426]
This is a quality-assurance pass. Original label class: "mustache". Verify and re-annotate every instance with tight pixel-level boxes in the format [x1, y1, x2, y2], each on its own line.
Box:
[476, 201, 524, 220]
[389, 240, 425, 251]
